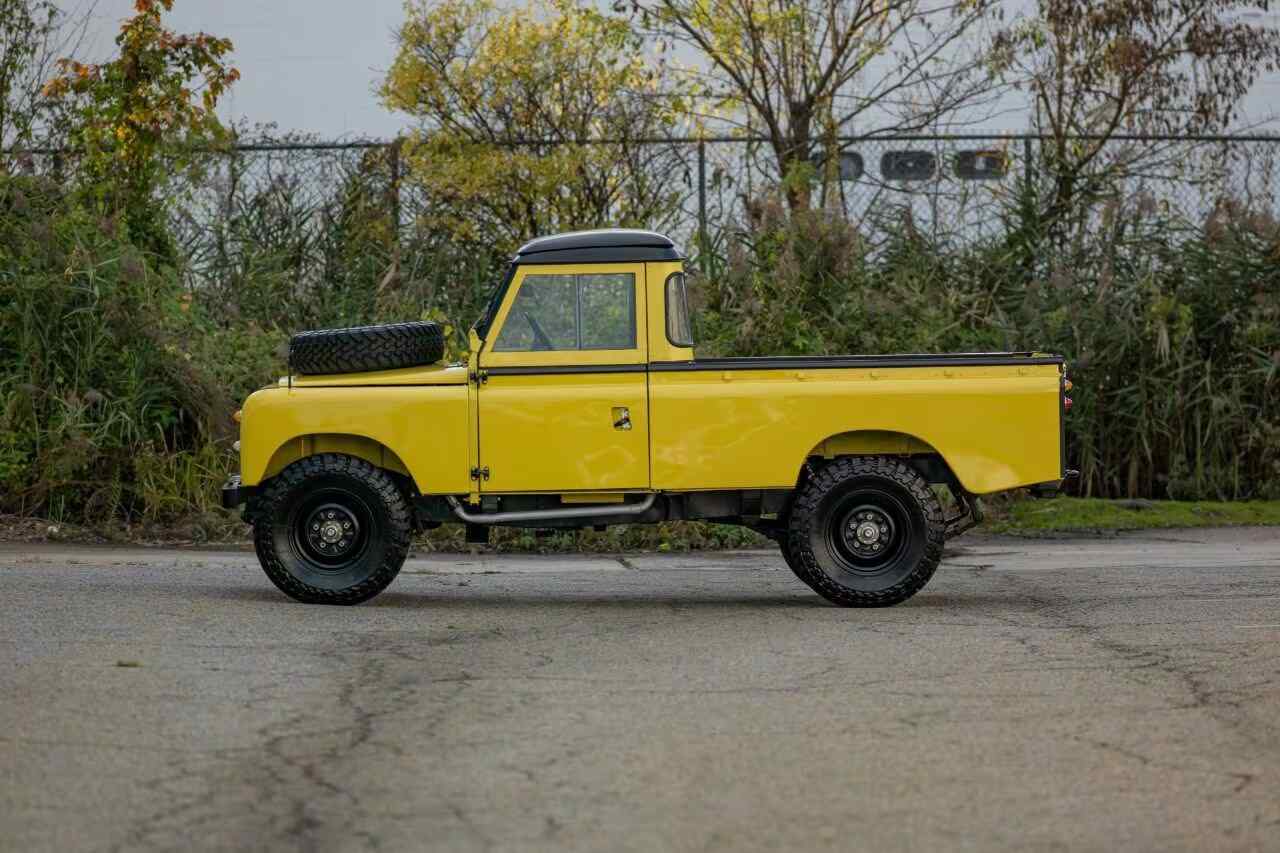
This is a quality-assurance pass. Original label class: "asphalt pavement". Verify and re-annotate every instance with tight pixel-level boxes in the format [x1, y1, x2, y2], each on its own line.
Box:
[2, 529, 1279, 852]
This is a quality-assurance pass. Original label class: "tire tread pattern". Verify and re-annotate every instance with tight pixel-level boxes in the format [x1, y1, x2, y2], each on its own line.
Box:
[253, 453, 411, 604]
[786, 456, 945, 607]
[779, 535, 821, 593]
[289, 321, 445, 376]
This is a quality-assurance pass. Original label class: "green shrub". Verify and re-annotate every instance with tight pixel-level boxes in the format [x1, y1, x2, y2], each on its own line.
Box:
[0, 174, 232, 522]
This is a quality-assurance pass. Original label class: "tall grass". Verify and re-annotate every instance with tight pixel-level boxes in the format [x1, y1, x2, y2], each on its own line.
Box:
[3, 158, 1277, 536]
[697, 193, 1280, 499]
[0, 174, 237, 525]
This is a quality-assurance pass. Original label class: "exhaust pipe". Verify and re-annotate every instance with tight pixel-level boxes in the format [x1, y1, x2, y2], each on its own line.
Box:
[444, 493, 658, 525]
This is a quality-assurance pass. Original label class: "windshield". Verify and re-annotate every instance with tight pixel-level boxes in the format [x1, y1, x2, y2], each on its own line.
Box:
[472, 263, 517, 341]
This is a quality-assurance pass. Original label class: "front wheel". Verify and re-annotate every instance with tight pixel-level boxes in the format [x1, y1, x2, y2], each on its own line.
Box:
[252, 454, 411, 604]
[786, 457, 945, 607]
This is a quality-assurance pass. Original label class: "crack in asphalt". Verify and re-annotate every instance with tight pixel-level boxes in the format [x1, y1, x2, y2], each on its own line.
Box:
[976, 569, 1280, 802]
[112, 632, 482, 853]
[5, 534, 1279, 852]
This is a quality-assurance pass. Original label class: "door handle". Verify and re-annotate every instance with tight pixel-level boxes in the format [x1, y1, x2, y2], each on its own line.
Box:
[612, 407, 632, 430]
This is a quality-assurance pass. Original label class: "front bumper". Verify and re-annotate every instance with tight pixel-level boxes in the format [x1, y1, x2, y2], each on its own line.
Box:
[221, 475, 255, 509]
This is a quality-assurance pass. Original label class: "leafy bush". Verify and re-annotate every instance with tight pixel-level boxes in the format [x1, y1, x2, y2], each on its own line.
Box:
[0, 174, 233, 523]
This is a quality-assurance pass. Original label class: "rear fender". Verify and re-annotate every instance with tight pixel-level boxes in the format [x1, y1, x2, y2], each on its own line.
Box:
[809, 430, 961, 490]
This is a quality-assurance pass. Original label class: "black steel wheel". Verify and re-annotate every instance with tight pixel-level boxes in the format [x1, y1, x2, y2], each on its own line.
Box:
[253, 454, 411, 604]
[786, 456, 945, 607]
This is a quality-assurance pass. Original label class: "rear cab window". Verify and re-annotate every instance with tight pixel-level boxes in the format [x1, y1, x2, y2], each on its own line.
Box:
[665, 272, 694, 347]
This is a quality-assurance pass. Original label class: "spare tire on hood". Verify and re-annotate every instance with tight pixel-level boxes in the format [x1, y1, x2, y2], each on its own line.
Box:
[288, 321, 446, 376]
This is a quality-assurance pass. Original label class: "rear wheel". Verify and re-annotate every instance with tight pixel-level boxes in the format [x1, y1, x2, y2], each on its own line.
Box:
[253, 454, 411, 604]
[786, 456, 944, 607]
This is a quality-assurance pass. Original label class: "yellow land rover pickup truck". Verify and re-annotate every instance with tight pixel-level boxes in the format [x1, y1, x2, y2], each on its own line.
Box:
[223, 229, 1073, 607]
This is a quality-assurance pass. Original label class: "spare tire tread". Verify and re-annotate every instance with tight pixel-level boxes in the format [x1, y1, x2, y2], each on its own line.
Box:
[289, 321, 445, 375]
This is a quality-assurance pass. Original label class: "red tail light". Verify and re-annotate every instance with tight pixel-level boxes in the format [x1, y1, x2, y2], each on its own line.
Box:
[1064, 397, 1073, 412]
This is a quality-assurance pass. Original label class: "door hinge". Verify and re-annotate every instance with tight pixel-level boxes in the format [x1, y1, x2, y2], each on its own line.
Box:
[470, 465, 490, 481]
[468, 369, 488, 385]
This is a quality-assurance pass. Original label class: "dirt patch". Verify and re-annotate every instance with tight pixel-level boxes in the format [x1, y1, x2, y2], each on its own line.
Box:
[0, 513, 252, 548]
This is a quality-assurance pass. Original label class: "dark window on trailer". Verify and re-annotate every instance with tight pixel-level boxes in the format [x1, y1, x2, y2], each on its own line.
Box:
[881, 150, 937, 181]
[955, 150, 1008, 180]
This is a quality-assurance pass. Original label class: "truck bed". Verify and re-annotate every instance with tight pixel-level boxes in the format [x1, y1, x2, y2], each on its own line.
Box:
[646, 351, 1066, 495]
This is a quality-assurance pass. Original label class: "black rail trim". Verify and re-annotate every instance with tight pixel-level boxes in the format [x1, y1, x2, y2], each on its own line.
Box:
[285, 383, 467, 388]
[515, 246, 683, 264]
[485, 363, 649, 376]
[650, 353, 1064, 371]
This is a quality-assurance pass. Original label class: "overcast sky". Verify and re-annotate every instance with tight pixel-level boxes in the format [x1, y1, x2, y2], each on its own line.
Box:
[70, 0, 412, 138]
[65, 0, 1280, 139]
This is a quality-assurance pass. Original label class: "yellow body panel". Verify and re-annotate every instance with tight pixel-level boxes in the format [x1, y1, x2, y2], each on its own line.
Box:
[475, 263, 651, 493]
[239, 384, 471, 493]
[286, 364, 468, 387]
[644, 260, 694, 364]
[649, 365, 1062, 494]
[560, 492, 627, 503]
[235, 259, 1063, 500]
[475, 372, 650, 492]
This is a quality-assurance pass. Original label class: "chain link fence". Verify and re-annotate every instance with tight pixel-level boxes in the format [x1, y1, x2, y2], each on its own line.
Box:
[6, 132, 1279, 277]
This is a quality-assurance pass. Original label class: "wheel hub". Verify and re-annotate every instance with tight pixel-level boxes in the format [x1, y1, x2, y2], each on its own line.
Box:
[304, 503, 359, 558]
[855, 520, 881, 544]
[319, 520, 344, 543]
[843, 506, 894, 557]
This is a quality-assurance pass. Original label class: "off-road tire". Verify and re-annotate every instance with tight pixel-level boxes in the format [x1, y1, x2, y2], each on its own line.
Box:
[253, 453, 411, 604]
[786, 456, 945, 607]
[779, 533, 820, 592]
[289, 321, 445, 375]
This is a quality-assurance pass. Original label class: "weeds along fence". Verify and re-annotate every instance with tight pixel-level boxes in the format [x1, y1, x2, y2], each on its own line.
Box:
[2, 133, 1279, 511]
[7, 132, 1280, 278]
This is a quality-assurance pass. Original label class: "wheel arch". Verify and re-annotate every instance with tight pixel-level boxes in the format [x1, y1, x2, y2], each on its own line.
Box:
[806, 430, 964, 493]
[259, 433, 414, 488]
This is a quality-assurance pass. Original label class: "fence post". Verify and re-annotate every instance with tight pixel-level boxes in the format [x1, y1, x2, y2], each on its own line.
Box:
[1023, 136, 1033, 188]
[388, 138, 402, 248]
[697, 139, 708, 275]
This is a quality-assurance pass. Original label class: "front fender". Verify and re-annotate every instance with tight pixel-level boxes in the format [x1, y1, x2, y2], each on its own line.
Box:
[238, 385, 470, 494]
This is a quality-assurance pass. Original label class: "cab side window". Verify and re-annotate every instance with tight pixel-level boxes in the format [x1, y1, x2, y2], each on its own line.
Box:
[494, 273, 636, 352]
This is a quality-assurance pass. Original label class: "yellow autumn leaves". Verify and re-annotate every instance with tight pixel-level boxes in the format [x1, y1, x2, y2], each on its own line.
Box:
[381, 0, 688, 251]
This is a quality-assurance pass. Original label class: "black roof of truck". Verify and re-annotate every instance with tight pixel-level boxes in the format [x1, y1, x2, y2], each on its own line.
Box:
[515, 229, 683, 263]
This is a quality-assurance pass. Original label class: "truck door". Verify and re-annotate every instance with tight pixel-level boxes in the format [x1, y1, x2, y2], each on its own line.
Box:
[476, 264, 649, 493]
